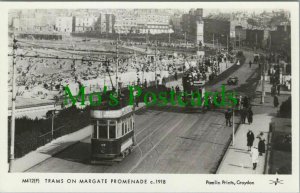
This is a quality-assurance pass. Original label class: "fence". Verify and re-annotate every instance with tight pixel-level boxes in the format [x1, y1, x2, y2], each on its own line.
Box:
[37, 126, 65, 147]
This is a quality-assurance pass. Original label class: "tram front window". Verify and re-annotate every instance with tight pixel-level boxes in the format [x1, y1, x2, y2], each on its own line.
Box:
[98, 124, 108, 139]
[109, 125, 116, 139]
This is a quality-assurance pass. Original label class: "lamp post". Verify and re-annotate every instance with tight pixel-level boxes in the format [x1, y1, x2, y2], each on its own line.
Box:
[9, 36, 18, 172]
[212, 33, 215, 48]
[116, 38, 119, 93]
[227, 34, 229, 53]
[260, 55, 265, 104]
[232, 108, 235, 146]
[184, 32, 187, 47]
[155, 40, 158, 88]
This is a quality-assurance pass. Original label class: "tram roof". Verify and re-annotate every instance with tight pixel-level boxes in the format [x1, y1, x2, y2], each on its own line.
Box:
[90, 104, 134, 119]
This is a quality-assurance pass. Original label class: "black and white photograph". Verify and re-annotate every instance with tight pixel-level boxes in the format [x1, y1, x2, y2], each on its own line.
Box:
[0, 1, 299, 192]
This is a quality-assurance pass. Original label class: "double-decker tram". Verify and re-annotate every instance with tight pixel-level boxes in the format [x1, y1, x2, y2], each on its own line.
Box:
[90, 98, 135, 164]
[182, 71, 206, 109]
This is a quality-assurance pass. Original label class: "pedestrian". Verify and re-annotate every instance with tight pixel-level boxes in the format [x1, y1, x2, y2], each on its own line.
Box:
[247, 130, 255, 151]
[238, 95, 243, 110]
[257, 132, 266, 156]
[271, 85, 276, 96]
[207, 96, 212, 110]
[250, 146, 259, 170]
[249, 60, 252, 68]
[273, 95, 279, 108]
[277, 84, 281, 95]
[135, 97, 139, 107]
[247, 108, 253, 124]
[225, 109, 232, 127]
[240, 107, 246, 124]
[175, 85, 180, 95]
[243, 96, 250, 108]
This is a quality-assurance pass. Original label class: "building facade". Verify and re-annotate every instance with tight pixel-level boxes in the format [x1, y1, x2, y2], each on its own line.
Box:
[270, 24, 291, 53]
[203, 15, 230, 46]
[181, 8, 204, 43]
[74, 16, 98, 32]
[55, 16, 75, 33]
[245, 28, 265, 48]
[100, 14, 115, 34]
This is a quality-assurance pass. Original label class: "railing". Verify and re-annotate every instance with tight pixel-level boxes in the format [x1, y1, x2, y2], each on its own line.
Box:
[37, 126, 65, 147]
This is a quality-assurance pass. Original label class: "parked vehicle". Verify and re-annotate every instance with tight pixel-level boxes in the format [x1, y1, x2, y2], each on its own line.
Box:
[227, 76, 239, 85]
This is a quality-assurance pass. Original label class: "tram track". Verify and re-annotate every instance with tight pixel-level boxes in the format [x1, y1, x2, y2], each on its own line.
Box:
[133, 112, 179, 148]
[128, 114, 188, 173]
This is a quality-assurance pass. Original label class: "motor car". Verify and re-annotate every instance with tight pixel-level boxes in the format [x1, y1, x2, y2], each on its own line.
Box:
[227, 76, 239, 85]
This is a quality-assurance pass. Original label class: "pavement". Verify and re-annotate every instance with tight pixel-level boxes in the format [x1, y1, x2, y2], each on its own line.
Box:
[256, 77, 291, 95]
[11, 125, 93, 172]
[217, 77, 291, 174]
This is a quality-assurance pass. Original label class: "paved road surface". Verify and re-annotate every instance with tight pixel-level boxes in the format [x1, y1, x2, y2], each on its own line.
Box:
[206, 51, 258, 96]
[27, 50, 260, 173]
[27, 109, 236, 173]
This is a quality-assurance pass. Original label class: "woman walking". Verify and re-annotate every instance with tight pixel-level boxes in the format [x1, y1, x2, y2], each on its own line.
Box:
[247, 130, 255, 151]
[250, 146, 259, 170]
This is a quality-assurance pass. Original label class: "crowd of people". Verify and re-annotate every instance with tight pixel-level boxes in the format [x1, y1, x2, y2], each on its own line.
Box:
[10, 38, 239, 103]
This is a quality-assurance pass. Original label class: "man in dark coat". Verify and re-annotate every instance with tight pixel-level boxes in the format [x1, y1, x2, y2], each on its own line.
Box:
[271, 85, 276, 96]
[243, 96, 249, 108]
[247, 130, 255, 151]
[257, 132, 266, 156]
[225, 109, 232, 127]
[274, 95, 279, 108]
[240, 108, 247, 124]
[277, 84, 281, 95]
[174, 71, 178, 81]
[247, 108, 253, 124]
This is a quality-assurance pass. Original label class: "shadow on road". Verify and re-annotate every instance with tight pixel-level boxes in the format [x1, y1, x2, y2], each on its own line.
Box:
[52, 141, 91, 164]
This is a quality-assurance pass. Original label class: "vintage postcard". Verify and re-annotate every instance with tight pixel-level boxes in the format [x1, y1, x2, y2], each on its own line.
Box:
[0, 1, 298, 192]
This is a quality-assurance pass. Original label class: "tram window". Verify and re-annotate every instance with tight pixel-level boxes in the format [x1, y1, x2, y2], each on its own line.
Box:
[127, 118, 130, 131]
[109, 125, 116, 139]
[93, 120, 99, 138]
[93, 124, 97, 138]
[98, 124, 108, 139]
[128, 119, 131, 131]
[116, 121, 120, 138]
[125, 119, 128, 133]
